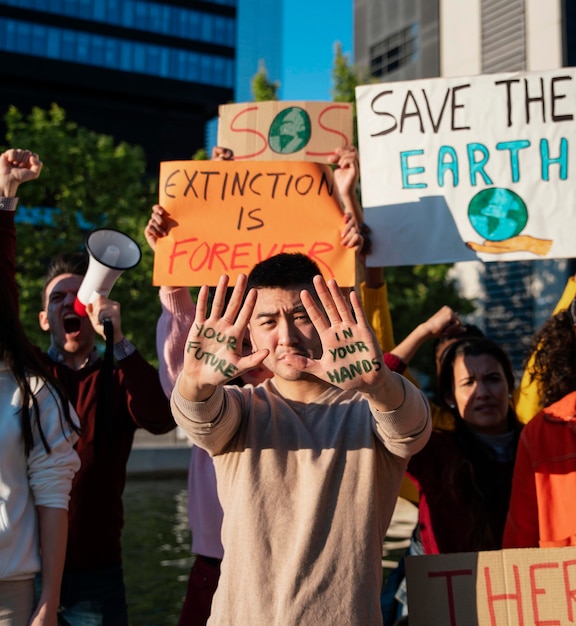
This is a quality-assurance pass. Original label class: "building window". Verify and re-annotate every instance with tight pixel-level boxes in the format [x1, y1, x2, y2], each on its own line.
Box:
[0, 0, 236, 47]
[370, 24, 418, 77]
[0, 18, 235, 87]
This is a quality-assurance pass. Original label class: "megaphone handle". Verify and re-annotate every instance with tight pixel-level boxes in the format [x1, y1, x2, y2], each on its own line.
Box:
[103, 319, 114, 353]
[96, 318, 115, 451]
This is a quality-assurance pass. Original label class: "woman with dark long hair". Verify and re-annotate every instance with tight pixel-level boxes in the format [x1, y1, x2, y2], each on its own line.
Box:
[407, 336, 522, 554]
[0, 148, 80, 626]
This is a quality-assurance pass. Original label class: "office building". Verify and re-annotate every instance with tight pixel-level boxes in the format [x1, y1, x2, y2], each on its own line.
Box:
[0, 0, 236, 169]
[205, 0, 283, 152]
[354, 0, 576, 374]
[235, 0, 282, 102]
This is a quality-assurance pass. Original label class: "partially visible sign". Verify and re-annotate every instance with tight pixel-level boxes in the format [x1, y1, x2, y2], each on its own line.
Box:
[153, 160, 356, 286]
[406, 546, 576, 626]
[217, 101, 354, 162]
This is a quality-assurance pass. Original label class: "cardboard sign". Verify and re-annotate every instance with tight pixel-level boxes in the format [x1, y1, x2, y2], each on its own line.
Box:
[406, 546, 576, 626]
[217, 101, 354, 162]
[153, 160, 356, 286]
[356, 68, 576, 267]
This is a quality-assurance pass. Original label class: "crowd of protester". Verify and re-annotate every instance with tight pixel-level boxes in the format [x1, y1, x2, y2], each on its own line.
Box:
[1, 143, 575, 626]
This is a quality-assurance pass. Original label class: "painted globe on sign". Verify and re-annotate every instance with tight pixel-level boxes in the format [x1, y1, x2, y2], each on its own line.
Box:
[468, 188, 528, 242]
[268, 107, 312, 154]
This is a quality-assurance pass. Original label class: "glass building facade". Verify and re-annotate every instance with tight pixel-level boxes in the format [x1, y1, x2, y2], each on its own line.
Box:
[0, 0, 235, 87]
[235, 0, 282, 102]
[0, 0, 236, 167]
[206, 0, 283, 154]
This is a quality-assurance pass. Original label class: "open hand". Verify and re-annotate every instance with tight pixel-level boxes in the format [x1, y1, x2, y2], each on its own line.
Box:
[180, 274, 269, 399]
[283, 275, 386, 392]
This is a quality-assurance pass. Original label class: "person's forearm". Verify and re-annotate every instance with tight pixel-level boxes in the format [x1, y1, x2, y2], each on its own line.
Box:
[340, 189, 363, 225]
[177, 370, 217, 403]
[171, 383, 242, 456]
[364, 266, 384, 289]
[35, 506, 68, 616]
[116, 350, 176, 433]
[362, 368, 408, 413]
[371, 376, 431, 458]
[0, 204, 19, 309]
[0, 182, 18, 197]
[552, 275, 576, 314]
[157, 286, 196, 396]
[390, 322, 434, 365]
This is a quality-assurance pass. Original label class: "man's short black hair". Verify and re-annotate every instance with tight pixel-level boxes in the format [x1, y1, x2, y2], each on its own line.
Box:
[42, 251, 89, 306]
[246, 253, 321, 291]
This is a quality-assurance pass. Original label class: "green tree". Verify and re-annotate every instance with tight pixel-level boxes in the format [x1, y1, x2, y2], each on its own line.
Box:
[330, 47, 476, 386]
[251, 60, 280, 101]
[332, 42, 372, 103]
[192, 147, 209, 160]
[332, 42, 376, 145]
[2, 104, 161, 363]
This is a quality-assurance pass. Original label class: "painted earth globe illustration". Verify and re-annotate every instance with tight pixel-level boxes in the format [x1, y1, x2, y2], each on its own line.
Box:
[268, 107, 312, 154]
[468, 188, 528, 242]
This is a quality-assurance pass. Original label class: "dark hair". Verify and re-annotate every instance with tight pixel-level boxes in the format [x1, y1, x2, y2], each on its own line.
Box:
[42, 251, 88, 307]
[526, 298, 576, 407]
[433, 323, 485, 363]
[246, 253, 321, 291]
[438, 336, 515, 409]
[436, 336, 520, 551]
[0, 279, 80, 455]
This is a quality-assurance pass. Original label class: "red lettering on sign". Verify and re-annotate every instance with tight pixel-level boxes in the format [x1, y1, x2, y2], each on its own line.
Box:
[167, 238, 336, 278]
[563, 560, 576, 621]
[279, 243, 305, 254]
[168, 237, 198, 274]
[428, 569, 473, 626]
[306, 104, 352, 156]
[485, 564, 524, 626]
[230, 242, 252, 270]
[229, 105, 267, 159]
[530, 562, 560, 626]
[307, 241, 335, 278]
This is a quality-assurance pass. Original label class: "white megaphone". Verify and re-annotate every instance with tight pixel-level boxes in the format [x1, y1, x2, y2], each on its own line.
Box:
[73, 228, 142, 316]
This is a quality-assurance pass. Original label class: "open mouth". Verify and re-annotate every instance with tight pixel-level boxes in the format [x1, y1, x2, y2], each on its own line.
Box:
[63, 315, 81, 334]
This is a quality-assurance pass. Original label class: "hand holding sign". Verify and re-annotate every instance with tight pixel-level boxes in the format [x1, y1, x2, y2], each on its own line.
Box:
[329, 144, 364, 227]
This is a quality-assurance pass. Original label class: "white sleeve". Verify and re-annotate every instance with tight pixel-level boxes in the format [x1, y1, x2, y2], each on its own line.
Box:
[28, 379, 80, 510]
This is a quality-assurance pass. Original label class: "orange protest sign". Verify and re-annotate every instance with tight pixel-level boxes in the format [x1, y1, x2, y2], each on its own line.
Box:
[217, 101, 354, 163]
[153, 160, 356, 287]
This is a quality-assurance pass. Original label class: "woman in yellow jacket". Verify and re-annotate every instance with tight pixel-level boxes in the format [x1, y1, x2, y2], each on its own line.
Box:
[514, 276, 576, 423]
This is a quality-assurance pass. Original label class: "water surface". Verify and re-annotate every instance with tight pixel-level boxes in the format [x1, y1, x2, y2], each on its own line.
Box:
[123, 476, 191, 625]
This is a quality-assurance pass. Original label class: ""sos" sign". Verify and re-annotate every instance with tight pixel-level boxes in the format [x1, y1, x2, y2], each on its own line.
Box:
[217, 101, 354, 163]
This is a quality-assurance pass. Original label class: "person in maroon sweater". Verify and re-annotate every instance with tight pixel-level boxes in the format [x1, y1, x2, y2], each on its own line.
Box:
[0, 148, 176, 625]
[407, 336, 522, 554]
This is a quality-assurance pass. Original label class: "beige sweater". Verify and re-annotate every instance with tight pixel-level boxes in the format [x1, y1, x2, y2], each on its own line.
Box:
[171, 375, 430, 626]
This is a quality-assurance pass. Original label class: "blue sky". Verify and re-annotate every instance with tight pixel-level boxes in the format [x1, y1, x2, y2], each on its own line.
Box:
[280, 0, 353, 101]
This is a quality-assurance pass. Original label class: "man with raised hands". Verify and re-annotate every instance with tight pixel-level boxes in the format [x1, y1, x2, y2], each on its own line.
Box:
[170, 252, 430, 626]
